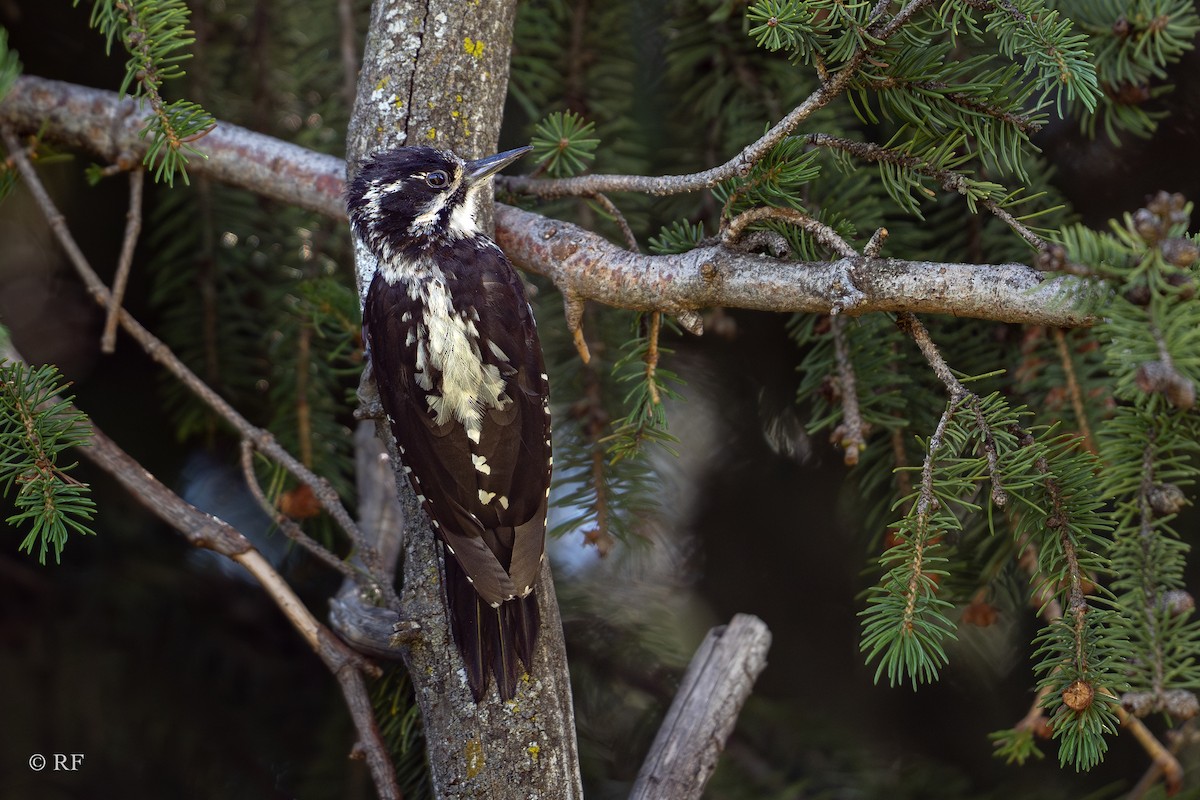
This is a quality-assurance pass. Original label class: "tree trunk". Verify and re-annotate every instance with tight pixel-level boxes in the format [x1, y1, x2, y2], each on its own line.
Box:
[345, 2, 584, 797]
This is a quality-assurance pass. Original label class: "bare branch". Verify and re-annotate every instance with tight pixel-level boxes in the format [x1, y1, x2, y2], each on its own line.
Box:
[0, 76, 1099, 328]
[630, 614, 772, 800]
[238, 439, 360, 581]
[0, 76, 347, 218]
[503, 203, 1095, 325]
[831, 316, 866, 466]
[102, 167, 144, 353]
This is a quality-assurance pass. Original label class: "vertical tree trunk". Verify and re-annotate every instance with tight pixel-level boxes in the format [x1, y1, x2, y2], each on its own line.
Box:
[346, 2, 583, 797]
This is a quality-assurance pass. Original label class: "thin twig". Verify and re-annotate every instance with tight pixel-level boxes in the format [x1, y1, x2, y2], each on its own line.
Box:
[898, 312, 1008, 504]
[895, 313, 966, 397]
[102, 167, 145, 353]
[590, 192, 638, 252]
[90, 427, 401, 800]
[1052, 328, 1096, 454]
[1, 127, 399, 612]
[971, 401, 1008, 507]
[902, 399, 958, 626]
[1118, 705, 1184, 795]
[1126, 718, 1190, 799]
[724, 205, 858, 259]
[239, 440, 359, 580]
[1134, 436, 1171, 710]
[807, 133, 1047, 250]
[644, 311, 662, 406]
[830, 316, 866, 466]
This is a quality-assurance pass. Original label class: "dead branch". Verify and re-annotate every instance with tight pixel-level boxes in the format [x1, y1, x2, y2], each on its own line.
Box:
[629, 614, 772, 800]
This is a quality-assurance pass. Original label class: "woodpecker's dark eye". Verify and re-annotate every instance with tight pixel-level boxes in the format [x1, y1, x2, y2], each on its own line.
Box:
[425, 170, 450, 188]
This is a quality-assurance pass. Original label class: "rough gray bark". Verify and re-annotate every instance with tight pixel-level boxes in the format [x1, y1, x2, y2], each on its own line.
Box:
[345, 1, 583, 798]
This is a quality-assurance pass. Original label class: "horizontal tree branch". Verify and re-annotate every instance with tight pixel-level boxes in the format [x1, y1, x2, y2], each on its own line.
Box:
[495, 205, 1096, 327]
[0, 76, 348, 218]
[0, 75, 1096, 327]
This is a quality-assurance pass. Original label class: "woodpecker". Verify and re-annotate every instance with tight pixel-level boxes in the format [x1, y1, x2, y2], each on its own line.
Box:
[346, 145, 549, 702]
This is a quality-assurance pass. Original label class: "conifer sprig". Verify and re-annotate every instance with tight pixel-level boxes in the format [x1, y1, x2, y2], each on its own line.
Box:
[531, 111, 600, 178]
[76, 0, 214, 185]
[984, 0, 1101, 114]
[0, 360, 96, 564]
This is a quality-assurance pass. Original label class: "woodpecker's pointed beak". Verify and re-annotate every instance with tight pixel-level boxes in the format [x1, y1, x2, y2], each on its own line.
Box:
[464, 146, 533, 187]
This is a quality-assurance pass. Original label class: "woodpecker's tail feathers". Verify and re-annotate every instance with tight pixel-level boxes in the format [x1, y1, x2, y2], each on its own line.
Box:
[444, 546, 540, 701]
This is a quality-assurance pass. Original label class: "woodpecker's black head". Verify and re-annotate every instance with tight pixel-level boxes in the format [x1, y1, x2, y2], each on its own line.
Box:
[347, 145, 531, 259]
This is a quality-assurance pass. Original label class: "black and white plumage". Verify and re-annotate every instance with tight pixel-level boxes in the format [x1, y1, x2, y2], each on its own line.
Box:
[346, 145, 550, 702]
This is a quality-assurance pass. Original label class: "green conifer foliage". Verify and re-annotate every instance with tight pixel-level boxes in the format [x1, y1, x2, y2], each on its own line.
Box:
[509, 0, 1200, 775]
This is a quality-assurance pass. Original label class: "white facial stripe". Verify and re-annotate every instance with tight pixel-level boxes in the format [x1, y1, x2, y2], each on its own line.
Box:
[448, 188, 480, 238]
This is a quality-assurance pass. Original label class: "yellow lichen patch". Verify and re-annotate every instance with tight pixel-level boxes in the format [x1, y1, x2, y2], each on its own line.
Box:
[426, 127, 438, 140]
[374, 75, 389, 91]
[465, 739, 485, 778]
[527, 743, 540, 762]
[463, 36, 485, 58]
